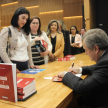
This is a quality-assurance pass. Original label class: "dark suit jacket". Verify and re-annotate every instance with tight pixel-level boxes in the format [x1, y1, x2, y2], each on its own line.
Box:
[62, 30, 71, 56]
[62, 49, 108, 107]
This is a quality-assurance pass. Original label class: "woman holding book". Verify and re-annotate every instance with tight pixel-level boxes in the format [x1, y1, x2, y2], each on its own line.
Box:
[0, 7, 39, 73]
[46, 20, 64, 62]
[70, 25, 82, 55]
[29, 16, 52, 65]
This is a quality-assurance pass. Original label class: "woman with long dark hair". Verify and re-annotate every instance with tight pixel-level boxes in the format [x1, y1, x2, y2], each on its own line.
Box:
[70, 25, 82, 55]
[0, 7, 39, 73]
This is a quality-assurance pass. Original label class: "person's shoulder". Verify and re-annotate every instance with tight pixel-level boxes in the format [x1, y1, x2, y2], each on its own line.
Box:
[41, 31, 47, 36]
[0, 26, 10, 34]
[76, 34, 81, 37]
[64, 30, 69, 33]
[57, 32, 63, 36]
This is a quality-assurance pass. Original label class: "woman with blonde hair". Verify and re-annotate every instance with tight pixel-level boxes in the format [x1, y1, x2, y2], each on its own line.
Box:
[46, 20, 64, 62]
[58, 20, 71, 56]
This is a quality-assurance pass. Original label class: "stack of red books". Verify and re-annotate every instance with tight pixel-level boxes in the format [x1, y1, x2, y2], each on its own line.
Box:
[57, 55, 75, 61]
[17, 77, 37, 101]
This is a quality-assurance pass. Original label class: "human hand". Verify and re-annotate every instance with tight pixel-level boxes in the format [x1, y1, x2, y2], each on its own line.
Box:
[49, 54, 55, 62]
[35, 37, 42, 41]
[40, 50, 49, 57]
[57, 72, 66, 78]
[16, 69, 20, 73]
[68, 66, 80, 74]
[30, 65, 40, 69]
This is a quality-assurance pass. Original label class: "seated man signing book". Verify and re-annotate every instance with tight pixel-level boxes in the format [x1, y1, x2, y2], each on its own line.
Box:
[58, 29, 108, 108]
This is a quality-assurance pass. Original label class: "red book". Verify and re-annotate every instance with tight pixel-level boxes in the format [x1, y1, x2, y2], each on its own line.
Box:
[52, 76, 62, 81]
[57, 58, 70, 61]
[64, 55, 75, 60]
[41, 39, 48, 49]
[18, 89, 36, 99]
[17, 77, 35, 91]
[0, 63, 17, 102]
[17, 85, 36, 95]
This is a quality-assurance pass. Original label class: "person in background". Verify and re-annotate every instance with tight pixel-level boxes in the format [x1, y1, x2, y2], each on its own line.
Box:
[30, 16, 52, 65]
[46, 20, 64, 62]
[80, 28, 86, 38]
[70, 25, 82, 55]
[58, 29, 108, 108]
[58, 20, 71, 56]
[80, 28, 86, 53]
[0, 7, 39, 73]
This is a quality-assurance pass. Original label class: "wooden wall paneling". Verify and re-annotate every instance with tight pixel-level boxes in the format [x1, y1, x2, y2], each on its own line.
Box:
[84, 0, 90, 31]
[1, 1, 18, 28]
[64, 0, 83, 3]
[39, 12, 63, 32]
[63, 1, 84, 17]
[39, 0, 63, 13]
[0, 2, 1, 30]
[18, 0, 39, 7]
[63, 17, 82, 32]
[28, 7, 39, 18]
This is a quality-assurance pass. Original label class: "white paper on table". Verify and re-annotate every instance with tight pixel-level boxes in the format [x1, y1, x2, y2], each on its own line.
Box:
[44, 77, 52, 79]
[75, 74, 82, 77]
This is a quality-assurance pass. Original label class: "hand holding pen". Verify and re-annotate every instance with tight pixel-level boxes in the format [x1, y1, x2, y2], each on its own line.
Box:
[68, 62, 80, 74]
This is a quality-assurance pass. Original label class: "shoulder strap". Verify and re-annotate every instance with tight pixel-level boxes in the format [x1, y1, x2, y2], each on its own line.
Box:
[8, 27, 12, 38]
[7, 27, 12, 55]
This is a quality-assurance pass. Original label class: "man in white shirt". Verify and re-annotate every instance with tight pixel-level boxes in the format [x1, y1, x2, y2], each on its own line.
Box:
[58, 29, 108, 108]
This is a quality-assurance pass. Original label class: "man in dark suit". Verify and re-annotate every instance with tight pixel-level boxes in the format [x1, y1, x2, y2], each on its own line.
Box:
[58, 29, 108, 108]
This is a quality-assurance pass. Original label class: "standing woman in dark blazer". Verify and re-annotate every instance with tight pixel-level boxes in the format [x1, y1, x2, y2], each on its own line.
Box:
[46, 20, 64, 62]
[0, 7, 39, 73]
[58, 20, 71, 56]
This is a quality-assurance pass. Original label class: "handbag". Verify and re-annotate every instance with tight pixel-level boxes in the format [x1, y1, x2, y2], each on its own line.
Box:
[0, 27, 12, 63]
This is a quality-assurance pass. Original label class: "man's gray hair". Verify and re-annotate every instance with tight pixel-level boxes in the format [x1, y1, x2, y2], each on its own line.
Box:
[82, 29, 108, 50]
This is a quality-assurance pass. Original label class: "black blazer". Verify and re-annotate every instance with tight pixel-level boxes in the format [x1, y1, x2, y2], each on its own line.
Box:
[62, 30, 71, 56]
[62, 49, 108, 107]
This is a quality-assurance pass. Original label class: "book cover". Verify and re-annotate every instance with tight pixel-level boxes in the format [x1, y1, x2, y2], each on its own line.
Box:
[52, 76, 62, 82]
[18, 89, 37, 99]
[64, 55, 75, 60]
[18, 87, 36, 96]
[17, 77, 35, 91]
[41, 39, 48, 49]
[18, 85, 36, 94]
[21, 69, 46, 74]
[0, 63, 17, 102]
[57, 58, 70, 61]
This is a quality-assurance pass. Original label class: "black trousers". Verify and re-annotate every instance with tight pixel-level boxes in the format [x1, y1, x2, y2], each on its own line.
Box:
[11, 60, 28, 71]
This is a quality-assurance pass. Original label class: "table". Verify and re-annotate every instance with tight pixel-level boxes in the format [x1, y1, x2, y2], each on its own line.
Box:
[0, 53, 95, 108]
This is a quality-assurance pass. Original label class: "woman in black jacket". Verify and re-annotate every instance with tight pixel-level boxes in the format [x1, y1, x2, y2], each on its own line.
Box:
[58, 20, 71, 56]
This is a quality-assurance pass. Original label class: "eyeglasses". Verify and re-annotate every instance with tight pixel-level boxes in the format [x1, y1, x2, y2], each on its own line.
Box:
[32, 22, 39, 25]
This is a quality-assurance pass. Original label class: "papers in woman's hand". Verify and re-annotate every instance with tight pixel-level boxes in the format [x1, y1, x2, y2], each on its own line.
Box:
[75, 41, 81, 44]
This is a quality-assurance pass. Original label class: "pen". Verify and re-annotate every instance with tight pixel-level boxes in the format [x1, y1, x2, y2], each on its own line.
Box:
[72, 62, 74, 67]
